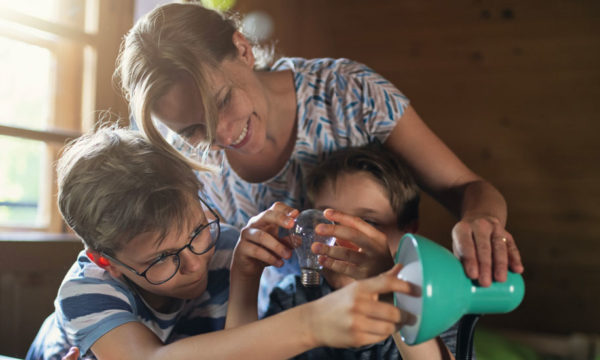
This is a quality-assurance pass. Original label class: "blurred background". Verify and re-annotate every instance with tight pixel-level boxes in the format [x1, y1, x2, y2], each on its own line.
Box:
[0, 0, 598, 359]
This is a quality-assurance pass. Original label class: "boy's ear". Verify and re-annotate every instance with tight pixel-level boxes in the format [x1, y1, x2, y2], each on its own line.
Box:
[86, 250, 122, 278]
[232, 31, 255, 67]
[404, 219, 419, 234]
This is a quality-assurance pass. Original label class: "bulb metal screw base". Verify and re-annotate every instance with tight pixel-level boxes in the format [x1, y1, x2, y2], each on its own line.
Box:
[301, 268, 320, 286]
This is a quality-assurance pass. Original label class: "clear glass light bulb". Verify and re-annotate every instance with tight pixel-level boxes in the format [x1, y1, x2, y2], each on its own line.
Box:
[290, 209, 336, 286]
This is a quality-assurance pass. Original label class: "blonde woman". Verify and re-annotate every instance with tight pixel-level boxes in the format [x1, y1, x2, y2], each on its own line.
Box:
[115, 2, 523, 316]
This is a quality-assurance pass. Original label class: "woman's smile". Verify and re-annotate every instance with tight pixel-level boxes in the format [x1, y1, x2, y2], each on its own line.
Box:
[230, 117, 251, 148]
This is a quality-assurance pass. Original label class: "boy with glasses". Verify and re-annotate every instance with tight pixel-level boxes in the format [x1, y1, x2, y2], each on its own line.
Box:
[27, 128, 413, 360]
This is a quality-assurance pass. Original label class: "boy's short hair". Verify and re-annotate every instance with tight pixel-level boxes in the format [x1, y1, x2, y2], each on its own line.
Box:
[57, 127, 202, 255]
[305, 143, 420, 229]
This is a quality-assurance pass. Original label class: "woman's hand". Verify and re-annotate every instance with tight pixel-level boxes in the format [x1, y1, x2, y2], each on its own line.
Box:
[232, 202, 298, 280]
[306, 264, 417, 348]
[311, 208, 394, 280]
[452, 215, 524, 287]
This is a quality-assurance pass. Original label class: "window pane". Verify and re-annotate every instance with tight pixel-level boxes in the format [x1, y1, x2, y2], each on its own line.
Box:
[0, 135, 46, 227]
[0, 0, 59, 24]
[0, 36, 54, 131]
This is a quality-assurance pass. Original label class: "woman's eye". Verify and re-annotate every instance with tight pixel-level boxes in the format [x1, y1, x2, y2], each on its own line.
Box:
[218, 91, 232, 109]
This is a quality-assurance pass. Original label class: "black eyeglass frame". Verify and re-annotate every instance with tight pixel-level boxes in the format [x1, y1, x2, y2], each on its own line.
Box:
[101, 197, 221, 285]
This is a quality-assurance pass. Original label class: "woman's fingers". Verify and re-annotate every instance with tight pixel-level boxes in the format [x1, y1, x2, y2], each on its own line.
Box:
[453, 217, 525, 287]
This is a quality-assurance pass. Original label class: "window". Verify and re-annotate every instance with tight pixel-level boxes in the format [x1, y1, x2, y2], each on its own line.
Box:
[0, 0, 133, 232]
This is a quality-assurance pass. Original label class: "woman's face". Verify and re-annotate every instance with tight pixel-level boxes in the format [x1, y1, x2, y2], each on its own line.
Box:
[153, 58, 269, 154]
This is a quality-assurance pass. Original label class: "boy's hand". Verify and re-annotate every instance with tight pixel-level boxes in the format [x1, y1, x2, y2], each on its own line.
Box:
[61, 347, 79, 360]
[311, 208, 394, 280]
[232, 202, 298, 279]
[306, 264, 417, 348]
[452, 215, 524, 287]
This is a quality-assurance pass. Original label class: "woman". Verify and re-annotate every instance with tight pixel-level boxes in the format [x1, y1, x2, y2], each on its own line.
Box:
[115, 2, 523, 315]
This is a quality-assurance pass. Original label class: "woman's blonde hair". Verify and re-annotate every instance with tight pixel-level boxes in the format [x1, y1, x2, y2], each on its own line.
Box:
[115, 2, 272, 171]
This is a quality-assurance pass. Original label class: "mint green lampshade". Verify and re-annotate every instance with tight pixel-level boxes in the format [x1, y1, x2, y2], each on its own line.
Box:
[394, 233, 525, 345]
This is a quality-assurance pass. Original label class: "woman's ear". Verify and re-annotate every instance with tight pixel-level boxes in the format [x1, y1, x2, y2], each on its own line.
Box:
[232, 31, 255, 67]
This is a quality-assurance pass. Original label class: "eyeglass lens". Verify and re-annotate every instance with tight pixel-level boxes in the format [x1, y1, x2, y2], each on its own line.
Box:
[145, 221, 219, 284]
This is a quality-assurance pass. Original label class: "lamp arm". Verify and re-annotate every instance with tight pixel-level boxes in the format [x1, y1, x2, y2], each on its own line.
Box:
[455, 314, 481, 360]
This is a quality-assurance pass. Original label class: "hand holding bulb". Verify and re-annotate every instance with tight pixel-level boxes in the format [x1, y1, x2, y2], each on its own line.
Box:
[310, 209, 395, 280]
[289, 209, 336, 286]
[234, 202, 298, 279]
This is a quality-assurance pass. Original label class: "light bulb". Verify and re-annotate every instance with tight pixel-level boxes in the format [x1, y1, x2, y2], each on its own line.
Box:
[289, 209, 335, 286]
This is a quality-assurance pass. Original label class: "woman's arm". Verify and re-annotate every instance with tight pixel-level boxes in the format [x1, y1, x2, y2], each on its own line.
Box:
[384, 105, 523, 286]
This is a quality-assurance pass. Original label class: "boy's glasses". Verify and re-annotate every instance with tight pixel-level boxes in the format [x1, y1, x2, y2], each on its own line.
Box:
[102, 199, 221, 285]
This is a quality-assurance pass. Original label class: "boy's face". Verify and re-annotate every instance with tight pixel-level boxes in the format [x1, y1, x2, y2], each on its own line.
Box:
[107, 202, 216, 304]
[312, 171, 407, 288]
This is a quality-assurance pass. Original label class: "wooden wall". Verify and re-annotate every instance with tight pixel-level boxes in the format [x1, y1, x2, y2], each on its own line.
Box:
[0, 237, 82, 357]
[235, 0, 600, 334]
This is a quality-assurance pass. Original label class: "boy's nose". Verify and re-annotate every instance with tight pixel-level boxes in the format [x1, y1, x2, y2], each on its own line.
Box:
[179, 248, 203, 274]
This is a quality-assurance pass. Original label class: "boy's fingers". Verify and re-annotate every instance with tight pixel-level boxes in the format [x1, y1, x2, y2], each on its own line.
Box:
[257, 208, 296, 229]
[360, 267, 414, 295]
[62, 347, 79, 360]
[398, 309, 418, 327]
[323, 209, 383, 239]
[315, 223, 373, 250]
[354, 300, 402, 324]
[318, 255, 365, 279]
[241, 237, 285, 267]
[248, 203, 298, 230]
[384, 262, 404, 276]
[352, 314, 398, 338]
[243, 228, 292, 260]
[269, 202, 299, 218]
[312, 243, 364, 264]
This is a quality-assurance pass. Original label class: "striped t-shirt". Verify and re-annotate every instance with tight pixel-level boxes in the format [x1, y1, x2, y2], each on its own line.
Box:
[26, 224, 238, 360]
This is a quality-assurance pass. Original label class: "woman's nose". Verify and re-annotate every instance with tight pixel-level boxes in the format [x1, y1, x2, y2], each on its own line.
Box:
[214, 113, 237, 147]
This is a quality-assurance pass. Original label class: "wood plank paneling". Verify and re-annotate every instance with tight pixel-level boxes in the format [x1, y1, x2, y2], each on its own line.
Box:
[236, 0, 600, 334]
[0, 239, 83, 357]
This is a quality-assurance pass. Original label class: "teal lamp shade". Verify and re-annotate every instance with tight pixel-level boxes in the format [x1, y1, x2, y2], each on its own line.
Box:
[394, 233, 525, 345]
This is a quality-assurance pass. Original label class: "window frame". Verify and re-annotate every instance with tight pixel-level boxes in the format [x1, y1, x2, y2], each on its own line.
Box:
[0, 0, 133, 233]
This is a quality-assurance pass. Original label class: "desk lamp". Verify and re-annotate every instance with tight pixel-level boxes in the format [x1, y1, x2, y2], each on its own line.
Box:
[394, 234, 525, 358]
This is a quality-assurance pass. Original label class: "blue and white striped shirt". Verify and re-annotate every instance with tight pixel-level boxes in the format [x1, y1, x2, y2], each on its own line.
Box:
[26, 224, 238, 360]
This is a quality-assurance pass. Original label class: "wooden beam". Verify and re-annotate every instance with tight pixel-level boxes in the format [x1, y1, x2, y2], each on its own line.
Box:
[0, 6, 97, 46]
[0, 124, 80, 145]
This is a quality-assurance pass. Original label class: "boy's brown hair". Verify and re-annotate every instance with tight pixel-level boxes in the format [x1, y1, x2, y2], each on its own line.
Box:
[305, 143, 420, 229]
[57, 127, 202, 255]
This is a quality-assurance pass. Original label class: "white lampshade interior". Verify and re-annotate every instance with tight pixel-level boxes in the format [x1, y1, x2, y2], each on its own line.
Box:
[394, 237, 423, 344]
